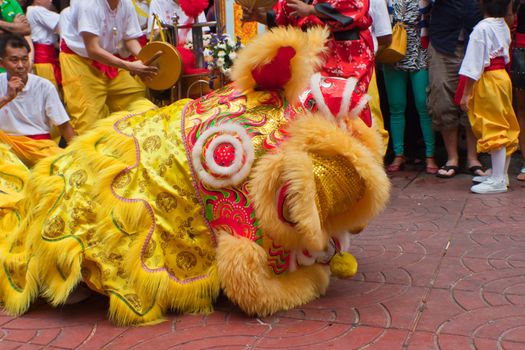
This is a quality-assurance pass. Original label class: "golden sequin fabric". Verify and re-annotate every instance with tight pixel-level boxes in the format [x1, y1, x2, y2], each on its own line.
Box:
[311, 153, 365, 223]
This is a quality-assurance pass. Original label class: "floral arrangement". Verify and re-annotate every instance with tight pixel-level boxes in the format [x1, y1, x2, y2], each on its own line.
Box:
[203, 33, 243, 76]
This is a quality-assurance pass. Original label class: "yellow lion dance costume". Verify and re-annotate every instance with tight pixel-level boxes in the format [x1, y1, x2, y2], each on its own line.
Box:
[0, 27, 390, 326]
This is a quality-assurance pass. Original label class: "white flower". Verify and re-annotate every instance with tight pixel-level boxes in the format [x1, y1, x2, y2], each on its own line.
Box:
[217, 57, 225, 67]
[203, 49, 212, 57]
[217, 50, 226, 58]
[228, 52, 237, 60]
[217, 43, 226, 50]
[207, 64, 214, 71]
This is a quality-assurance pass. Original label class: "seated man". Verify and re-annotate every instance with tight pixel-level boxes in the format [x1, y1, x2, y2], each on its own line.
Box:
[0, 34, 74, 166]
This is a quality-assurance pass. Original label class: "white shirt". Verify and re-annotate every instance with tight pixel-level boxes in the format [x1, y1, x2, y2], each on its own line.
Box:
[59, 6, 72, 39]
[61, 0, 143, 58]
[27, 6, 60, 45]
[0, 74, 69, 136]
[147, 0, 207, 42]
[369, 0, 392, 54]
[459, 18, 511, 81]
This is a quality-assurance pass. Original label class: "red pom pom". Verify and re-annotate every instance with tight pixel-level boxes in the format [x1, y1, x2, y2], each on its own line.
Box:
[177, 45, 207, 75]
[251, 46, 296, 91]
[179, 0, 208, 18]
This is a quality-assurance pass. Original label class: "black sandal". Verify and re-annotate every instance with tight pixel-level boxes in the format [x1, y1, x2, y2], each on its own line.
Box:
[436, 165, 459, 178]
[467, 165, 487, 176]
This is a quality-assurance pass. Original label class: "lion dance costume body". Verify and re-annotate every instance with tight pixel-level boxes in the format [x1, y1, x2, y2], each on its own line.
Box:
[0, 27, 390, 326]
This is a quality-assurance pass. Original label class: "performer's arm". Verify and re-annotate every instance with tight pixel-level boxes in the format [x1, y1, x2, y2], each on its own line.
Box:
[123, 38, 143, 58]
[82, 32, 158, 78]
[286, 0, 321, 18]
[0, 14, 31, 36]
[459, 77, 475, 112]
[58, 121, 75, 144]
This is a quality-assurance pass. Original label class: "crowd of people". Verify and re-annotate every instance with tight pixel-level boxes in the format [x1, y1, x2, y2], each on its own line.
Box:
[244, 0, 524, 194]
[0, 0, 523, 195]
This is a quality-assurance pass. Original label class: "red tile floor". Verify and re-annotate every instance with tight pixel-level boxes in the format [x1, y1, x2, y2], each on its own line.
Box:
[1, 168, 525, 349]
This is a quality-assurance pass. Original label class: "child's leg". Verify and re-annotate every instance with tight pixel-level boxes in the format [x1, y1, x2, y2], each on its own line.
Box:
[490, 147, 506, 181]
[471, 147, 508, 194]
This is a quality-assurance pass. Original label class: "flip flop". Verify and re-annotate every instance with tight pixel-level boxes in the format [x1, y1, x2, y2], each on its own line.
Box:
[467, 165, 487, 176]
[436, 165, 459, 178]
[517, 167, 525, 181]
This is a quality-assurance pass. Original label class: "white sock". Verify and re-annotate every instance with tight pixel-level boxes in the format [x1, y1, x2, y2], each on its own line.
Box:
[504, 156, 511, 175]
[490, 147, 506, 181]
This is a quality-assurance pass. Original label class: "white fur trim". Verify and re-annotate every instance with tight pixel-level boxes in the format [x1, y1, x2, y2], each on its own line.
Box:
[296, 249, 317, 266]
[337, 77, 358, 119]
[192, 123, 255, 188]
[309, 73, 335, 121]
[350, 94, 371, 119]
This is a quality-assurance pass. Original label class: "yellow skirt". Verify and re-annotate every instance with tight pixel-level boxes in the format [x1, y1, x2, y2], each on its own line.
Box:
[368, 68, 389, 156]
[60, 53, 154, 135]
[468, 69, 519, 155]
[0, 131, 62, 167]
[33, 63, 58, 90]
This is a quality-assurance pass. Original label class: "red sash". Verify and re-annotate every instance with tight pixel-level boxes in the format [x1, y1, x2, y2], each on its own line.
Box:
[26, 133, 51, 140]
[34, 43, 62, 85]
[454, 57, 507, 105]
[60, 40, 119, 79]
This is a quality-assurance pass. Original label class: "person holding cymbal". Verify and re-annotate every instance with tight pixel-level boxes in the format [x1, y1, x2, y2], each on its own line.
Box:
[59, 0, 158, 134]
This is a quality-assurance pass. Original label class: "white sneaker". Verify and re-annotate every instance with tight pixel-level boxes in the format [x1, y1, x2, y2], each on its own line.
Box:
[472, 175, 509, 186]
[470, 177, 508, 194]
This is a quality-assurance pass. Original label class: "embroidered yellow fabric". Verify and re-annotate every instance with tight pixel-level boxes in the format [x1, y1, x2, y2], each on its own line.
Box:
[0, 100, 218, 325]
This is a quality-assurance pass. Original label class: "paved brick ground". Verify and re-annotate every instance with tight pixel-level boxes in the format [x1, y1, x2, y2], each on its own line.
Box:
[1, 166, 525, 349]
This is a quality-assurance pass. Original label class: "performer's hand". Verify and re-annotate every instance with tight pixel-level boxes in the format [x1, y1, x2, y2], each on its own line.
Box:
[7, 76, 24, 101]
[287, 0, 315, 17]
[241, 6, 267, 24]
[125, 60, 158, 80]
[13, 14, 29, 25]
[460, 94, 470, 112]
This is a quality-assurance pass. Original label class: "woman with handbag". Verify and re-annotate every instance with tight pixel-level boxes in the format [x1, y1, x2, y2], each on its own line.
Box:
[382, 0, 437, 173]
[511, 0, 525, 181]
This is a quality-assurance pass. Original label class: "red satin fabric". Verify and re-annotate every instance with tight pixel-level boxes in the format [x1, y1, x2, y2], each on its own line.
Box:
[26, 133, 51, 140]
[60, 40, 119, 79]
[454, 57, 507, 105]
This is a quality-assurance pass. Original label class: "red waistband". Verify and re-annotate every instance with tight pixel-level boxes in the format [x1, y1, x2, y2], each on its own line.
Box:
[515, 33, 525, 48]
[33, 43, 57, 64]
[26, 133, 51, 140]
[59, 39, 74, 54]
[60, 40, 119, 79]
[486, 56, 506, 71]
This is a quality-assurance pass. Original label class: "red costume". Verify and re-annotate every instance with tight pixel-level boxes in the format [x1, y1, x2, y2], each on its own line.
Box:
[268, 0, 374, 125]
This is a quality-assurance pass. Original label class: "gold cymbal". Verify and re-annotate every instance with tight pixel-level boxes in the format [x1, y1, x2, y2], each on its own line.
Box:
[137, 42, 182, 90]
